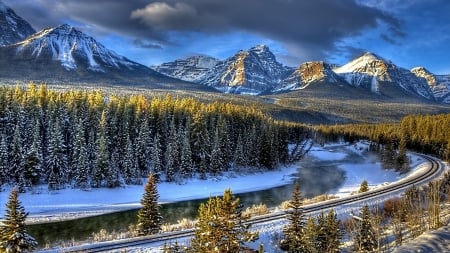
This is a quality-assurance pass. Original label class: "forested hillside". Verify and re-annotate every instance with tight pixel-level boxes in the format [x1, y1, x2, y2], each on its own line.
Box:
[316, 114, 450, 161]
[0, 84, 307, 192]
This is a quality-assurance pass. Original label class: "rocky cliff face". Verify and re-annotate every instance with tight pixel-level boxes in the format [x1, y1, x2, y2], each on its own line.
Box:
[197, 45, 290, 94]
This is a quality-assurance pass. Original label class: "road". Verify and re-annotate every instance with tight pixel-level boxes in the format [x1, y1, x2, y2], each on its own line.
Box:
[37, 154, 447, 253]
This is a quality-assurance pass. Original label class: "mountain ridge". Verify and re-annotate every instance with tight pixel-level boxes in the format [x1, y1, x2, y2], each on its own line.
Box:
[0, 0, 35, 46]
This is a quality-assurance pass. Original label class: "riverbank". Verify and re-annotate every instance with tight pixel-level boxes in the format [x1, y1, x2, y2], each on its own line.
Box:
[0, 141, 423, 224]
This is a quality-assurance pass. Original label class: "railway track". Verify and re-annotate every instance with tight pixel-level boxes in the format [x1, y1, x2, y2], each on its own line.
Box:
[38, 154, 445, 253]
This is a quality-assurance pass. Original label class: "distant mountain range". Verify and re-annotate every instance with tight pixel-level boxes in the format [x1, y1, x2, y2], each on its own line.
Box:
[155, 48, 450, 103]
[0, 1, 449, 103]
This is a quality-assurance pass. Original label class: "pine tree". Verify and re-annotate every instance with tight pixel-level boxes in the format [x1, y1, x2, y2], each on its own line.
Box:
[137, 174, 162, 235]
[210, 127, 225, 175]
[23, 126, 42, 187]
[359, 179, 369, 193]
[150, 133, 163, 181]
[354, 204, 377, 252]
[93, 111, 109, 188]
[72, 119, 89, 189]
[282, 182, 307, 252]
[326, 209, 343, 253]
[0, 134, 10, 188]
[0, 187, 37, 252]
[136, 118, 151, 176]
[190, 189, 258, 252]
[303, 217, 317, 253]
[46, 120, 68, 190]
[179, 125, 193, 179]
[10, 126, 25, 192]
[123, 135, 139, 184]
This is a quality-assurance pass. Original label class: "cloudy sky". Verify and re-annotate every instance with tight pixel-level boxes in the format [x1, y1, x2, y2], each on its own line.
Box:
[4, 0, 450, 74]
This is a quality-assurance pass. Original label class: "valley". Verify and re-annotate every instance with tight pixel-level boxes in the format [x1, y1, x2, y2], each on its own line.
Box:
[1, 1, 450, 252]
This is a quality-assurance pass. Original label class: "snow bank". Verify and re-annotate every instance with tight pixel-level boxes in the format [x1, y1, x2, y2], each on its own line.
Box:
[0, 165, 299, 222]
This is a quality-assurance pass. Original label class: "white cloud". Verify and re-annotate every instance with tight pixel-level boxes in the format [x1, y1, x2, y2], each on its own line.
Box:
[131, 2, 196, 30]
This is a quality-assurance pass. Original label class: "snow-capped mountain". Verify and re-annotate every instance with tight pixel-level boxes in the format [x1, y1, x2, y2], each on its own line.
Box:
[274, 61, 341, 92]
[152, 55, 219, 82]
[0, 0, 35, 46]
[412, 67, 450, 104]
[0, 24, 194, 87]
[12, 24, 145, 72]
[198, 45, 291, 94]
[334, 52, 434, 99]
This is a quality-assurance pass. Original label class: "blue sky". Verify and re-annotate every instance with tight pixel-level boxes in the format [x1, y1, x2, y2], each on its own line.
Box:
[4, 0, 450, 74]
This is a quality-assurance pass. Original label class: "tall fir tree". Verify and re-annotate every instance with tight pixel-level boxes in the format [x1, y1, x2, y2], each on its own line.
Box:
[93, 111, 109, 188]
[11, 126, 25, 192]
[72, 119, 89, 189]
[150, 133, 163, 181]
[354, 204, 378, 252]
[0, 187, 37, 252]
[0, 134, 9, 188]
[179, 125, 193, 179]
[46, 120, 67, 190]
[137, 174, 162, 235]
[23, 122, 42, 187]
[190, 189, 258, 252]
[282, 182, 307, 252]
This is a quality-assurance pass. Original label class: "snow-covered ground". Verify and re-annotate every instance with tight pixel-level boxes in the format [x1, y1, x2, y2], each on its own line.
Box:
[0, 141, 425, 224]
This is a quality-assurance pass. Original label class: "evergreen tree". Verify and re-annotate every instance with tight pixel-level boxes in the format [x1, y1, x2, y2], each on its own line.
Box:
[123, 135, 139, 184]
[0, 134, 9, 188]
[190, 189, 258, 252]
[136, 118, 152, 176]
[210, 127, 225, 175]
[23, 123, 42, 187]
[137, 174, 162, 235]
[72, 119, 89, 189]
[179, 126, 193, 179]
[303, 216, 318, 253]
[11, 126, 25, 192]
[359, 179, 369, 193]
[354, 204, 378, 252]
[282, 182, 307, 252]
[150, 133, 163, 181]
[0, 187, 37, 252]
[93, 111, 109, 188]
[165, 118, 179, 182]
[324, 209, 342, 252]
[46, 120, 68, 190]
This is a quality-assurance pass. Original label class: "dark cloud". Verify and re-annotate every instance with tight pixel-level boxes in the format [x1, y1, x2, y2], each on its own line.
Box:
[3, 0, 402, 62]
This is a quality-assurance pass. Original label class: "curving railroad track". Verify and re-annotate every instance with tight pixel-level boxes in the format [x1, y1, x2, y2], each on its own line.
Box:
[37, 154, 446, 253]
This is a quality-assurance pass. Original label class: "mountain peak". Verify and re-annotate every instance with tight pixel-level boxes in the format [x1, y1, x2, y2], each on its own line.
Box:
[14, 24, 141, 72]
[250, 44, 269, 52]
[0, 1, 36, 46]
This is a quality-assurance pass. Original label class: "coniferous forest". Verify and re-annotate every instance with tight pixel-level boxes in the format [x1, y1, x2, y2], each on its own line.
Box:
[316, 113, 450, 162]
[0, 84, 307, 192]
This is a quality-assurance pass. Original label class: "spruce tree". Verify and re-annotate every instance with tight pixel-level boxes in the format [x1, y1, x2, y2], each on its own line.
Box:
[324, 209, 342, 252]
[10, 126, 25, 191]
[72, 119, 89, 189]
[23, 121, 42, 187]
[190, 189, 258, 252]
[137, 174, 162, 236]
[359, 179, 369, 193]
[282, 182, 307, 252]
[46, 120, 67, 190]
[0, 134, 10, 188]
[179, 126, 193, 179]
[0, 187, 37, 252]
[354, 204, 377, 252]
